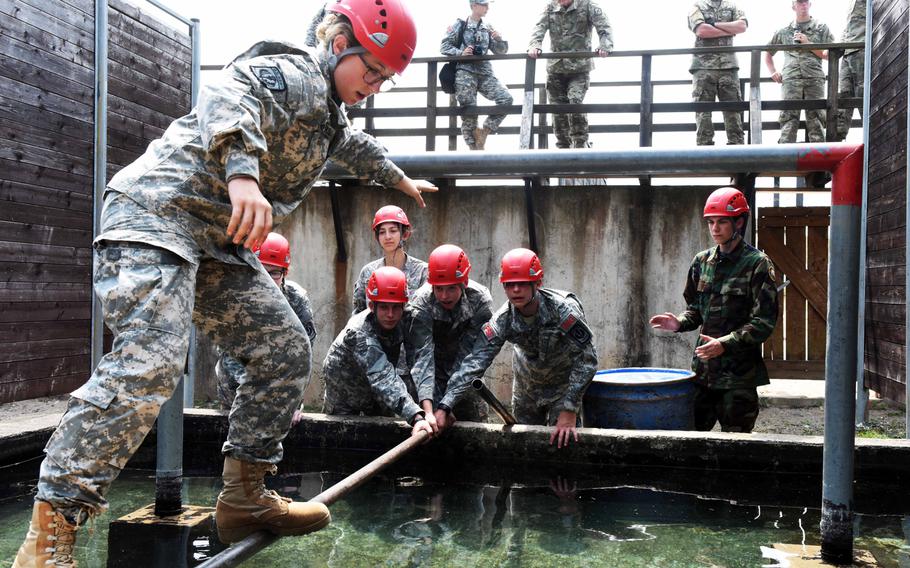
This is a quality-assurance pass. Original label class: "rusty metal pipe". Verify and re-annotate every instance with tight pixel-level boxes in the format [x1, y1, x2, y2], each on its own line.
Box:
[472, 379, 517, 426]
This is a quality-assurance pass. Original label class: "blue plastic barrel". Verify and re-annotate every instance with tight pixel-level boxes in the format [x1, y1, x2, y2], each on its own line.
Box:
[582, 368, 696, 430]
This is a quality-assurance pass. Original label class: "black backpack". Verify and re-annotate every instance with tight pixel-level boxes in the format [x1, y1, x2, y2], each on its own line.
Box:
[439, 19, 467, 94]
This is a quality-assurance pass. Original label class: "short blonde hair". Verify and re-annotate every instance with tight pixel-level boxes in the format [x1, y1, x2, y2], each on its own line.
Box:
[316, 12, 358, 48]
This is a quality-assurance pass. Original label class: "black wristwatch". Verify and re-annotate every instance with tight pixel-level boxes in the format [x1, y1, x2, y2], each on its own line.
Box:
[408, 411, 426, 426]
[437, 403, 452, 415]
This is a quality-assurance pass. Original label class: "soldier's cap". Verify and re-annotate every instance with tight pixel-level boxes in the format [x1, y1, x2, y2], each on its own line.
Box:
[471, 0, 493, 5]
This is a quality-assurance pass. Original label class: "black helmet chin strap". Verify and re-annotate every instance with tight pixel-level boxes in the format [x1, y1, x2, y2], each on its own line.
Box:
[326, 44, 367, 97]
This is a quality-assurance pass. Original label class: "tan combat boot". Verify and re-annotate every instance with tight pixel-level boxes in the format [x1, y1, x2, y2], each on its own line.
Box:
[12, 500, 80, 568]
[473, 127, 491, 150]
[214, 457, 331, 543]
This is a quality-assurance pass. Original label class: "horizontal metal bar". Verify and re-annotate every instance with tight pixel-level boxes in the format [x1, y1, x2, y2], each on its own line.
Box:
[324, 143, 857, 179]
[144, 0, 194, 27]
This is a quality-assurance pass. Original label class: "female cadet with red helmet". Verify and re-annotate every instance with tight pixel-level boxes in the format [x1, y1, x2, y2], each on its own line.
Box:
[352, 205, 429, 315]
[650, 187, 779, 433]
[436, 248, 598, 448]
[12, 1, 433, 563]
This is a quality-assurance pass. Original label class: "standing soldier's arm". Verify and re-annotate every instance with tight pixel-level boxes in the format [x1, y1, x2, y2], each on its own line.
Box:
[557, 318, 598, 416]
[355, 334, 423, 421]
[765, 31, 783, 83]
[352, 266, 369, 315]
[439, 320, 507, 410]
[441, 20, 465, 56]
[713, 6, 747, 35]
[489, 26, 509, 55]
[676, 259, 705, 333]
[527, 6, 550, 54]
[811, 25, 835, 60]
[589, 3, 613, 54]
[453, 298, 495, 365]
[407, 311, 438, 406]
[715, 258, 780, 351]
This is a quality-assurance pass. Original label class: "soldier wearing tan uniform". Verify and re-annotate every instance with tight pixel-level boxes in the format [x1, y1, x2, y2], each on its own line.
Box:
[688, 0, 748, 145]
[12, 1, 436, 565]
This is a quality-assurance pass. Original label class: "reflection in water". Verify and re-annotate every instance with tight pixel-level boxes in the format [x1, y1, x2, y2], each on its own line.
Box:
[0, 467, 908, 567]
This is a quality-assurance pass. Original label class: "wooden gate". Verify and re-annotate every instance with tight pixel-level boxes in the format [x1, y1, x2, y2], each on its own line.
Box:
[756, 207, 830, 379]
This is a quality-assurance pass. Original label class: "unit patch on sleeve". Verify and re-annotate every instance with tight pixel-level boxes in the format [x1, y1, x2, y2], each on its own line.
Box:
[482, 322, 498, 342]
[251, 65, 287, 91]
[560, 314, 592, 347]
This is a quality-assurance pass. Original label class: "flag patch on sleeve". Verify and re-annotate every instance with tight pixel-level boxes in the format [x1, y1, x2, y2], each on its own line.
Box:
[560, 314, 592, 347]
[482, 322, 497, 341]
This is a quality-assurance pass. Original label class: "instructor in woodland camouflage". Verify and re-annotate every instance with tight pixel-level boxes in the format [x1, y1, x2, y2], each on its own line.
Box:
[528, 0, 613, 149]
[437, 249, 597, 448]
[11, 1, 436, 566]
[650, 188, 779, 433]
[688, 0, 748, 145]
[765, 0, 834, 144]
[441, 0, 513, 151]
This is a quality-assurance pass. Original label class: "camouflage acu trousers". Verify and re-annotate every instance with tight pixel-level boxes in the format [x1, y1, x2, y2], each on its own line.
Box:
[546, 72, 591, 148]
[455, 69, 513, 147]
[836, 51, 864, 141]
[692, 69, 744, 145]
[37, 242, 311, 516]
[778, 78, 827, 144]
[510, 357, 580, 426]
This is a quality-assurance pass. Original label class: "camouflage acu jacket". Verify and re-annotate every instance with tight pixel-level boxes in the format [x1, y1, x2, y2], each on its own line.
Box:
[768, 18, 834, 80]
[841, 0, 866, 54]
[103, 40, 403, 267]
[688, 0, 747, 71]
[322, 309, 421, 420]
[352, 254, 428, 315]
[677, 241, 779, 389]
[528, 0, 613, 75]
[441, 18, 509, 76]
[440, 288, 597, 414]
[407, 280, 495, 403]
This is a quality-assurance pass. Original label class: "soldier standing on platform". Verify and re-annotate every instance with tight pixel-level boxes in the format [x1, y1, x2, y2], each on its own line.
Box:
[436, 249, 598, 448]
[765, 0, 834, 144]
[688, 0, 748, 145]
[835, 0, 866, 141]
[441, 0, 513, 151]
[11, 0, 436, 564]
[650, 188, 779, 433]
[409, 245, 495, 430]
[528, 0, 613, 149]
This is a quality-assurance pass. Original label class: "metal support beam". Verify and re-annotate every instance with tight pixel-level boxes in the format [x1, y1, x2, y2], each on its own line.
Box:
[523, 179, 539, 253]
[906, 13, 910, 436]
[749, 50, 763, 145]
[857, 0, 873, 427]
[826, 49, 842, 142]
[519, 58, 536, 150]
[425, 61, 437, 152]
[639, 55, 653, 186]
[90, 0, 109, 373]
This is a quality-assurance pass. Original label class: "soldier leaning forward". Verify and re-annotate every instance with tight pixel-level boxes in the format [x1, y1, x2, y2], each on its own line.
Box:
[688, 0, 748, 146]
[765, 0, 834, 144]
[836, 0, 866, 141]
[528, 0, 613, 149]
[12, 2, 438, 565]
[217, 233, 317, 411]
[438, 249, 597, 448]
[650, 188, 779, 433]
[323, 267, 429, 429]
[409, 245, 495, 428]
[441, 0, 512, 151]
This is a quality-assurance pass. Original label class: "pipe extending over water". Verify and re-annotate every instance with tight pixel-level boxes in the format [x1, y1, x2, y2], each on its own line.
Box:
[197, 430, 430, 568]
[472, 379, 517, 426]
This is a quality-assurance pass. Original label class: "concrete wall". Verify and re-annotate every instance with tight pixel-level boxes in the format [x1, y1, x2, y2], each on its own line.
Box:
[280, 183, 715, 408]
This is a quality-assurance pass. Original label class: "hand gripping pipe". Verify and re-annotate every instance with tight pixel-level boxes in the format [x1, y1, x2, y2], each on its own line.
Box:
[197, 430, 431, 568]
[472, 379, 517, 425]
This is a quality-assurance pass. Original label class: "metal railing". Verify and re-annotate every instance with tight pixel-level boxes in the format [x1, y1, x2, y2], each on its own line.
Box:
[347, 42, 865, 152]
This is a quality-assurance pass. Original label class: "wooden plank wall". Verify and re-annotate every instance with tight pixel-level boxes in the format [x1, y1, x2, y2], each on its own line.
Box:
[865, 0, 908, 402]
[0, 0, 191, 403]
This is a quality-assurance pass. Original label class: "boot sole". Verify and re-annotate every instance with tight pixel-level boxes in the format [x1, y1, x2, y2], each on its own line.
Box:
[216, 511, 331, 544]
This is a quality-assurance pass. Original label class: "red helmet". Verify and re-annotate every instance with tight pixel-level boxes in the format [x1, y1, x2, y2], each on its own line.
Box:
[326, 0, 417, 75]
[499, 248, 543, 283]
[428, 244, 471, 286]
[704, 187, 750, 217]
[372, 205, 411, 231]
[254, 232, 291, 269]
[366, 266, 409, 304]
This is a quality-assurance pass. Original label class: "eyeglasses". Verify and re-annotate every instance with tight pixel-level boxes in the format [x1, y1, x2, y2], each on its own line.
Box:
[358, 53, 396, 92]
[266, 267, 286, 278]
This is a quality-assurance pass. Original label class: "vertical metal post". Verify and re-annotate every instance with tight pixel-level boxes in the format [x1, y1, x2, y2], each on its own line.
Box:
[185, 17, 201, 410]
[820, 151, 864, 565]
[426, 61, 438, 152]
[537, 86, 548, 150]
[329, 182, 348, 263]
[519, 58, 536, 150]
[905, 17, 910, 436]
[91, 0, 109, 373]
[523, 179, 539, 253]
[749, 49, 763, 145]
[826, 49, 842, 142]
[639, 55, 653, 186]
[857, 0, 873, 426]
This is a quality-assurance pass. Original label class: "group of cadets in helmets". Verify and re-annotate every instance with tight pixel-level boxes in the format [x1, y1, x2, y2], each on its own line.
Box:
[12, 0, 780, 564]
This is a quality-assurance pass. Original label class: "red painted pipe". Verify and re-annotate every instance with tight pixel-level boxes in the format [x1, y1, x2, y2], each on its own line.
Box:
[795, 143, 864, 207]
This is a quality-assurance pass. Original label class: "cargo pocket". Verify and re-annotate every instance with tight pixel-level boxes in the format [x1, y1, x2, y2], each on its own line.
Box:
[719, 281, 750, 316]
